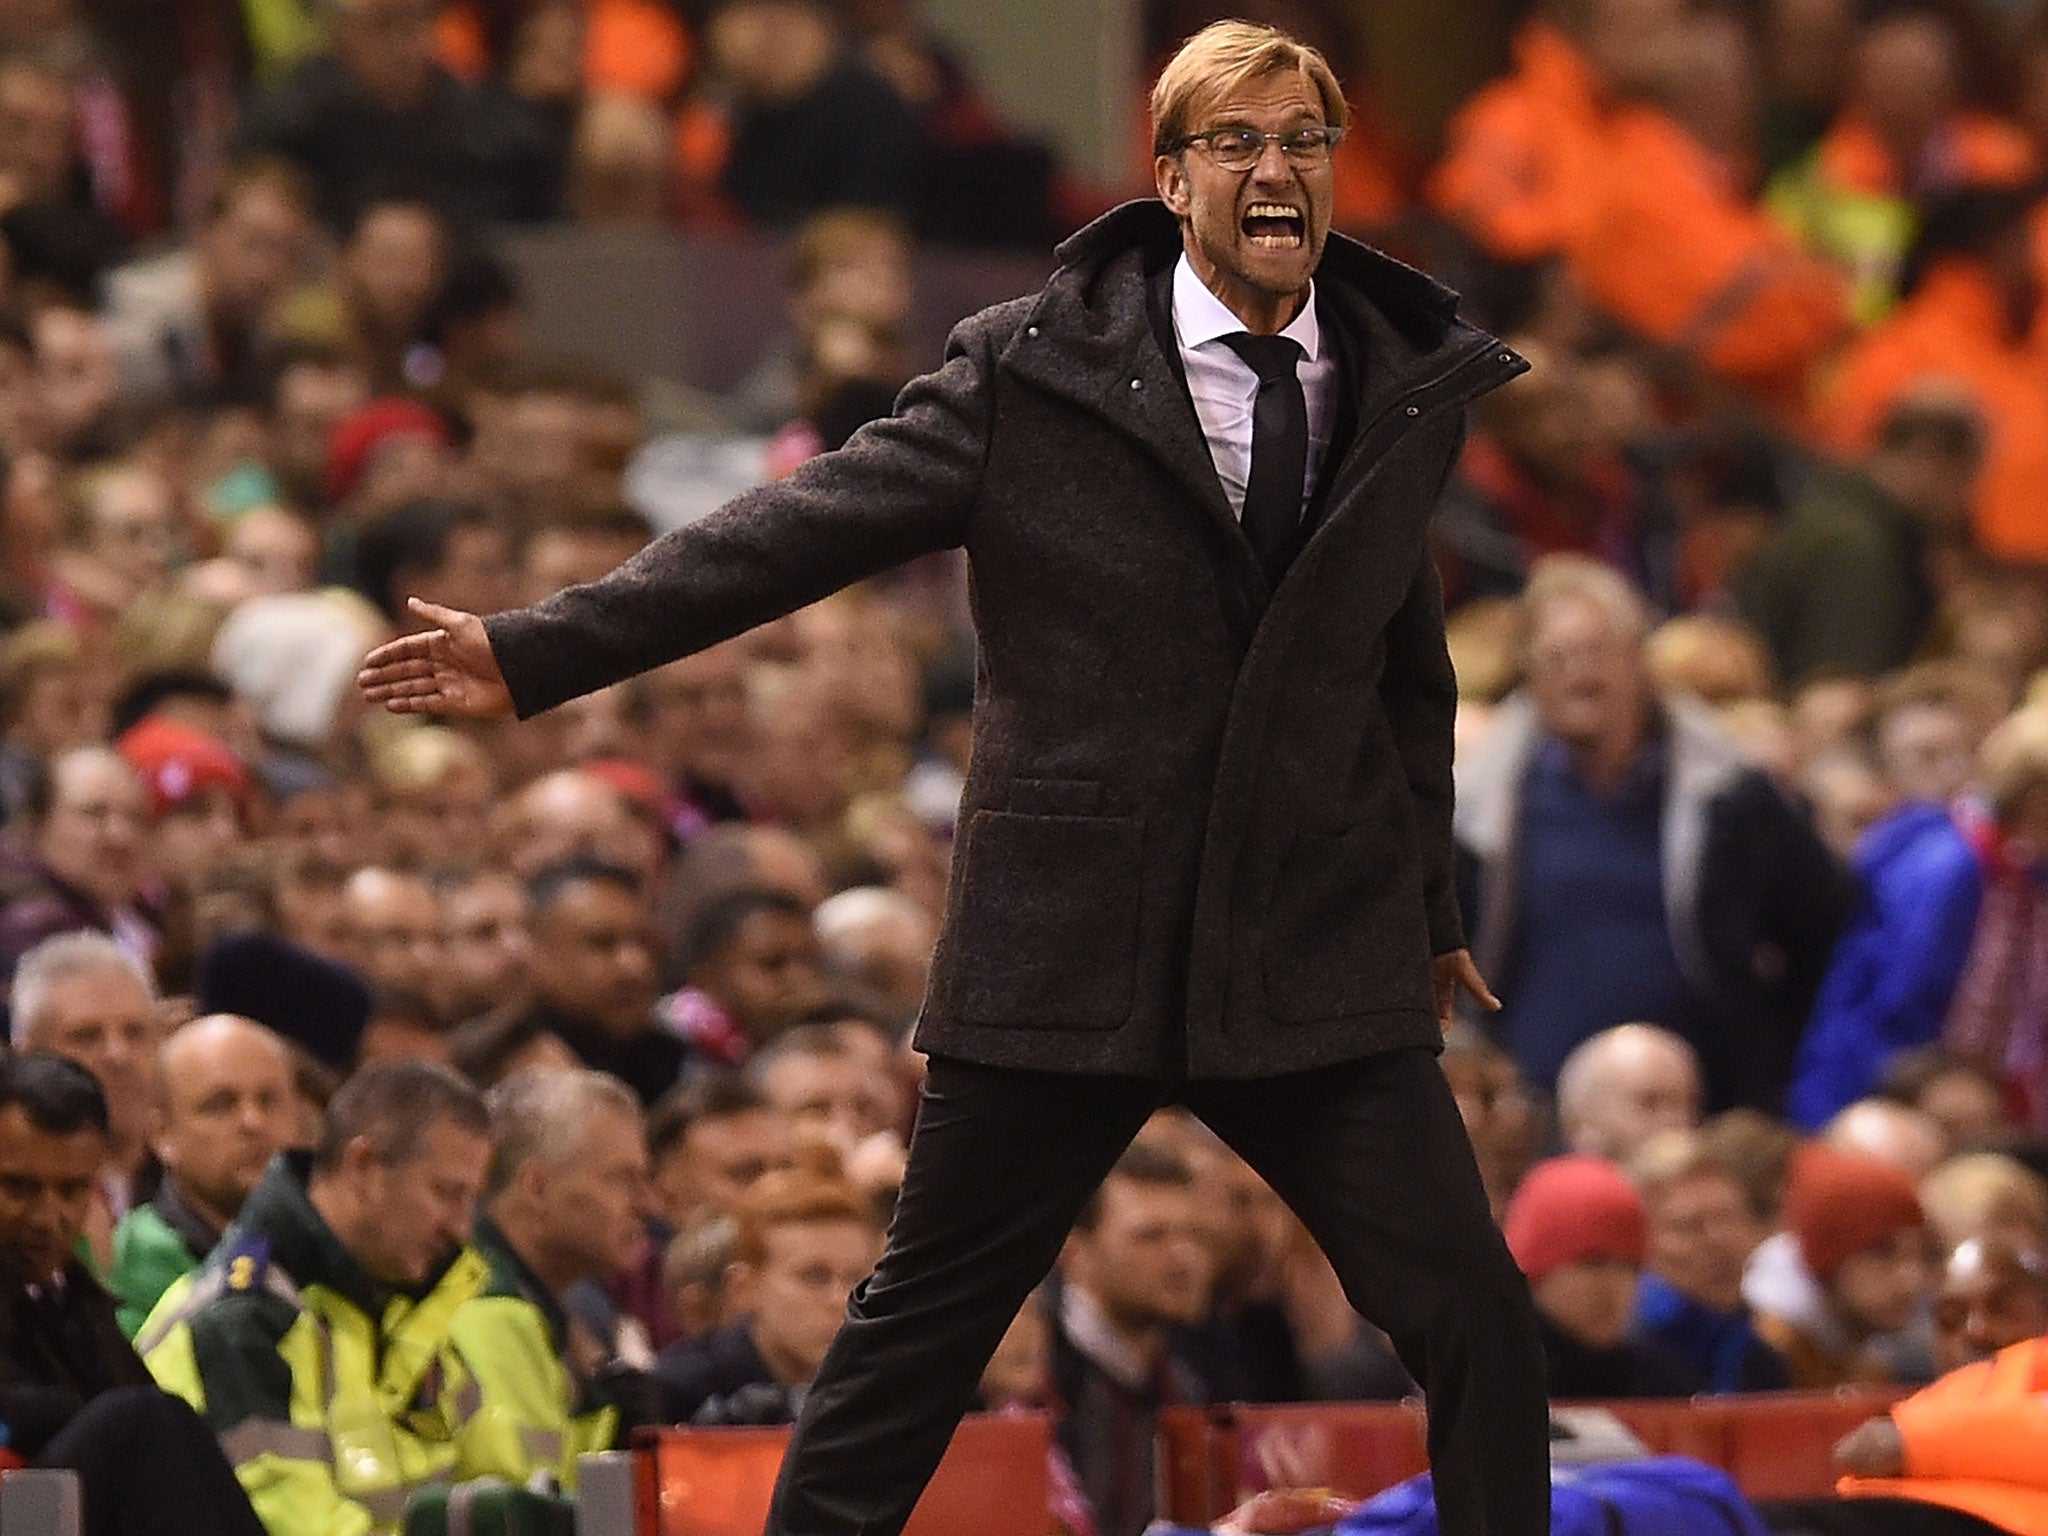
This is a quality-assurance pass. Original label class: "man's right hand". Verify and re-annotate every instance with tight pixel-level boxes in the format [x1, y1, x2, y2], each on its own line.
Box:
[357, 598, 516, 719]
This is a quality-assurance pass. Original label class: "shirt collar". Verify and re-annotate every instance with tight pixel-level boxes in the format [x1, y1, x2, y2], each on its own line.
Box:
[1172, 251, 1320, 361]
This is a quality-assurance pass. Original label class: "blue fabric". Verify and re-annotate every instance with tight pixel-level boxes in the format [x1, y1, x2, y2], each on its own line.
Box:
[1631, 1273, 1783, 1394]
[1338, 1458, 1769, 1536]
[1785, 802, 1985, 1130]
[1494, 740, 1693, 1091]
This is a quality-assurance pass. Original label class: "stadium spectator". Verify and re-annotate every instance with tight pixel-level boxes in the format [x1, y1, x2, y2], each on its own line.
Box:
[1792, 708, 2048, 1131]
[1628, 1129, 1791, 1392]
[240, 0, 572, 229]
[11, 932, 159, 1237]
[1440, 1039, 1540, 1219]
[668, 886, 827, 1065]
[1879, 1049, 2010, 1154]
[1455, 555, 1851, 1109]
[647, 1070, 792, 1225]
[674, 0, 931, 231]
[454, 1067, 659, 1489]
[1929, 1236, 2048, 1374]
[435, 865, 532, 1024]
[476, 857, 673, 1102]
[1555, 1023, 1703, 1163]
[1735, 394, 1984, 687]
[1745, 1144, 1938, 1389]
[337, 864, 444, 1018]
[0, 1050, 270, 1536]
[652, 1156, 883, 1424]
[139, 1060, 494, 1535]
[1051, 1143, 1214, 1536]
[1504, 1153, 1700, 1398]
[1919, 1154, 2048, 1258]
[1828, 1098, 1951, 1179]
[110, 1014, 296, 1335]
[100, 160, 315, 412]
[813, 884, 934, 1027]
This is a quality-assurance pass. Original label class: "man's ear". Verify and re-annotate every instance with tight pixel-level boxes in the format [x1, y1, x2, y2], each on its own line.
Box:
[1156, 154, 1191, 218]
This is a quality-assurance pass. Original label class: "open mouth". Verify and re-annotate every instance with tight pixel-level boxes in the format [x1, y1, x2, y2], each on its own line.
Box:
[1242, 202, 1305, 249]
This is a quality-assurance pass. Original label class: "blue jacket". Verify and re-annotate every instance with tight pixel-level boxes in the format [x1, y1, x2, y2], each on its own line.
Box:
[1631, 1273, 1790, 1395]
[1786, 802, 1984, 1129]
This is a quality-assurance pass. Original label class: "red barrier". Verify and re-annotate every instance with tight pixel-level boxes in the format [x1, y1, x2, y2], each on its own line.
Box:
[638, 1411, 1052, 1536]
[1157, 1392, 1910, 1525]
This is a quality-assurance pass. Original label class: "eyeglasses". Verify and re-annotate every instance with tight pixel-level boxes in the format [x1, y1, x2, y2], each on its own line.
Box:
[1173, 125, 1344, 172]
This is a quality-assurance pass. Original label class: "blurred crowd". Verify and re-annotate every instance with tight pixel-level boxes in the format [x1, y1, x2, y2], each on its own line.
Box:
[3, 0, 2048, 1532]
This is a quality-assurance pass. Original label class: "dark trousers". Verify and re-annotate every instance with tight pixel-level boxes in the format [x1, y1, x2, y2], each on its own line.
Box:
[35, 1385, 269, 1536]
[1757, 1498, 2011, 1536]
[766, 1047, 1551, 1536]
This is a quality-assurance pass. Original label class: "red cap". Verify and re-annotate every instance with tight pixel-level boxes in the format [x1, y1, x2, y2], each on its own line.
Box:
[1785, 1144, 1924, 1281]
[1503, 1155, 1648, 1282]
[324, 398, 450, 504]
[582, 757, 669, 822]
[115, 715, 248, 821]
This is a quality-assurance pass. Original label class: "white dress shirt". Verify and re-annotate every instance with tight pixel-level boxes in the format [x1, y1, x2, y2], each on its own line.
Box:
[1171, 252, 1337, 522]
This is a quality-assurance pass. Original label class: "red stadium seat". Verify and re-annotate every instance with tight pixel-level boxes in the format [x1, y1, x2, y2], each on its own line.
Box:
[638, 1411, 1052, 1536]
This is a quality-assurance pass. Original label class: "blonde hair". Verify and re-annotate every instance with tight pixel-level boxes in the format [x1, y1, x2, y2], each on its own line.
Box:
[1980, 707, 2048, 822]
[1520, 553, 1656, 654]
[367, 725, 493, 801]
[1646, 616, 1776, 706]
[1920, 1152, 2048, 1252]
[1150, 20, 1348, 156]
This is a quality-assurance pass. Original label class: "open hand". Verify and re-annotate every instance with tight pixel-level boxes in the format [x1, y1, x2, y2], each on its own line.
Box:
[1434, 949, 1500, 1035]
[356, 598, 515, 719]
[1834, 1417, 1905, 1478]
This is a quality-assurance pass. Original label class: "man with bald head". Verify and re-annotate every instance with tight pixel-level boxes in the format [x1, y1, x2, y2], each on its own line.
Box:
[497, 768, 660, 887]
[111, 1015, 296, 1335]
[1557, 1023, 1702, 1163]
[1828, 1098, 1949, 1180]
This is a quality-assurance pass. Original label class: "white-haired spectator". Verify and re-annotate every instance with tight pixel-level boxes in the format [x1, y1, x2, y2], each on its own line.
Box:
[814, 886, 934, 1028]
[12, 930, 162, 1251]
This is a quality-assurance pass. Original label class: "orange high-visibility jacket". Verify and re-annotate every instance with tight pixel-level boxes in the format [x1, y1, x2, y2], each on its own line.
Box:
[1427, 20, 1608, 262]
[437, 0, 691, 104]
[1840, 1334, 2048, 1536]
[1815, 114, 2038, 198]
[1821, 258, 2048, 564]
[1569, 104, 1850, 421]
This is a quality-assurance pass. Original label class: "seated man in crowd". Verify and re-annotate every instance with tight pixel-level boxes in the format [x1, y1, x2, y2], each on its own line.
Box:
[1503, 1155, 1700, 1398]
[452, 1066, 660, 1489]
[11, 931, 163, 1250]
[1930, 1238, 2048, 1375]
[1628, 1129, 1790, 1392]
[1746, 1145, 1938, 1388]
[652, 1157, 882, 1426]
[477, 857, 677, 1104]
[111, 1014, 298, 1335]
[139, 1061, 494, 1535]
[1760, 1266, 2048, 1536]
[648, 1070, 793, 1227]
[0, 1051, 267, 1536]
[1556, 1023, 1703, 1164]
[1050, 1143, 1215, 1536]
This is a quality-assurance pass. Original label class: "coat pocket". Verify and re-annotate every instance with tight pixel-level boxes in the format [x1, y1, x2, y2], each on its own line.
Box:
[945, 809, 1144, 1030]
[1261, 824, 1433, 1024]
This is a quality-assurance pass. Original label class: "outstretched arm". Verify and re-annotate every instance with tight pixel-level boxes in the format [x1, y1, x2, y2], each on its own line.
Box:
[374, 323, 996, 721]
[358, 599, 515, 718]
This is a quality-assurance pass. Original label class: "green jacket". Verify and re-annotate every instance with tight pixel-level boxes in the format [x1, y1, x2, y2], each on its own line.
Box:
[137, 1154, 491, 1536]
[448, 1217, 618, 1492]
[111, 1178, 221, 1338]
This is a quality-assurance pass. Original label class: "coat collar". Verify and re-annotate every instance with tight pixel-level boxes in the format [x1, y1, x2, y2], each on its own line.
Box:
[1005, 200, 1495, 621]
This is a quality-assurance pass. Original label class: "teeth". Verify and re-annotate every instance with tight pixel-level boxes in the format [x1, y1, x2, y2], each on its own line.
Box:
[1245, 203, 1300, 220]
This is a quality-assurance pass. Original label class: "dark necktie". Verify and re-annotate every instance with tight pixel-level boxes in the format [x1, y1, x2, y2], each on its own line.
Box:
[1222, 332, 1308, 587]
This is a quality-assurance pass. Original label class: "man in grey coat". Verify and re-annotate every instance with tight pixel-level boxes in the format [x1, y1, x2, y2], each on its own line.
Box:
[361, 21, 1548, 1536]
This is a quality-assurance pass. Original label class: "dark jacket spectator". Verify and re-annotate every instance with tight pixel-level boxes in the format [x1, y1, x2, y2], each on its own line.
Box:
[1456, 559, 1853, 1110]
[1735, 401, 1983, 687]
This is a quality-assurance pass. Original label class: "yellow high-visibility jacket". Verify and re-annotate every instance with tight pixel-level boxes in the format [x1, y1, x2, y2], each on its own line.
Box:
[138, 1155, 490, 1536]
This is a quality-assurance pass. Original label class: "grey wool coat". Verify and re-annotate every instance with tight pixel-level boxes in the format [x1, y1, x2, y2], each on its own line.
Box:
[486, 200, 1528, 1080]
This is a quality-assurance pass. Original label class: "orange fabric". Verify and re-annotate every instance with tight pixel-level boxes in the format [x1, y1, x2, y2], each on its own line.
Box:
[1839, 1335, 2048, 1536]
[1427, 20, 1608, 262]
[435, 0, 690, 101]
[1821, 258, 2048, 562]
[1329, 114, 1407, 233]
[1569, 104, 1850, 420]
[669, 99, 742, 227]
[1816, 113, 2037, 198]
